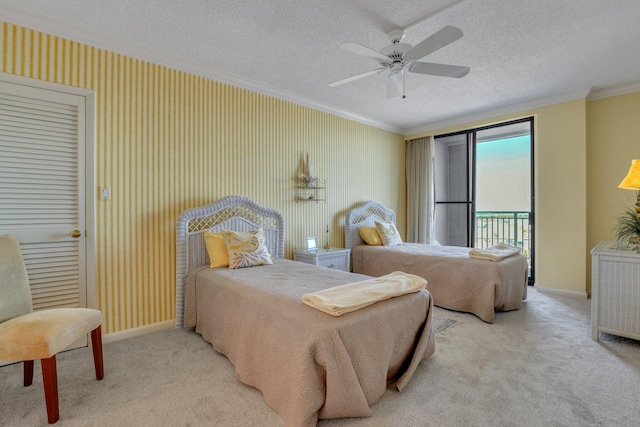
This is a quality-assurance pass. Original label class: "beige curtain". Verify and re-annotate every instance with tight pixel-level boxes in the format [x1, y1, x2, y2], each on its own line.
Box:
[406, 136, 435, 244]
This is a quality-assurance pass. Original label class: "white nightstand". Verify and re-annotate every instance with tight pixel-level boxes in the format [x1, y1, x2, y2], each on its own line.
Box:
[591, 240, 640, 342]
[293, 248, 351, 272]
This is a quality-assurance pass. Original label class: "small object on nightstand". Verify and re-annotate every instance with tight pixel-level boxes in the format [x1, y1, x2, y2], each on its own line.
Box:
[323, 224, 330, 249]
[306, 237, 318, 252]
[294, 248, 351, 272]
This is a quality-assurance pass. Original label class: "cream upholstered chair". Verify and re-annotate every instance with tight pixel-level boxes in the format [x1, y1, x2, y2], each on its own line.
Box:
[0, 234, 104, 424]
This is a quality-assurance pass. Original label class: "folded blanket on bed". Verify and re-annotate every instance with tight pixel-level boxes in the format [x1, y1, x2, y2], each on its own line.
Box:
[301, 271, 427, 316]
[469, 243, 521, 261]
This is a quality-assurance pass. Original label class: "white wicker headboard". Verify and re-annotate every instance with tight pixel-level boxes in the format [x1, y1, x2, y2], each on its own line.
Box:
[175, 195, 285, 327]
[345, 200, 396, 251]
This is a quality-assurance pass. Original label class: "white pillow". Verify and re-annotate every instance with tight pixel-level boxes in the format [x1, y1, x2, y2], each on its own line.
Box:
[222, 228, 273, 269]
[374, 220, 403, 246]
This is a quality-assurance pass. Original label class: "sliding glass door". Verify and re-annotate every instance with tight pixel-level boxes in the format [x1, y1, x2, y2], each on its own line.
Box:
[434, 118, 535, 284]
[434, 132, 473, 247]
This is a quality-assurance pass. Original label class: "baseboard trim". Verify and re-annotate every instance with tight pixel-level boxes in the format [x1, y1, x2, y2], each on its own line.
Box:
[533, 284, 589, 299]
[102, 320, 175, 344]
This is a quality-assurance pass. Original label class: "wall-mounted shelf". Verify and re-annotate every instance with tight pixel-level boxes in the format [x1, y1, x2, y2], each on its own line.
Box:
[296, 153, 324, 202]
[296, 182, 325, 202]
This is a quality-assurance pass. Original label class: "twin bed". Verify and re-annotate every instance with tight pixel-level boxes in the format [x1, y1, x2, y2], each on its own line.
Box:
[175, 195, 528, 425]
[175, 195, 435, 427]
[345, 200, 529, 323]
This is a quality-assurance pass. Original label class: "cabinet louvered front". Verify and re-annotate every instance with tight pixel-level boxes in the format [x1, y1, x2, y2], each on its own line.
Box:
[591, 241, 640, 342]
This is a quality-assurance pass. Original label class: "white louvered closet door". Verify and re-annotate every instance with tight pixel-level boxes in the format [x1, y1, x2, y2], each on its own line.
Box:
[0, 80, 87, 312]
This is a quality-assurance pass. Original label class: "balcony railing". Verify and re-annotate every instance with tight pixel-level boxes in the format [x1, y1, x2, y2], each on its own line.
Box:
[475, 211, 531, 270]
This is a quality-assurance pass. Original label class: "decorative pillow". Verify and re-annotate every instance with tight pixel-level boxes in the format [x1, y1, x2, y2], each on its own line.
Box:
[374, 220, 403, 246]
[222, 228, 273, 269]
[203, 230, 229, 268]
[358, 226, 383, 246]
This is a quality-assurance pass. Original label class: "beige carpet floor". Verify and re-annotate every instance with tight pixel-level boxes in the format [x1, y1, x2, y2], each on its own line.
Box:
[1, 288, 639, 427]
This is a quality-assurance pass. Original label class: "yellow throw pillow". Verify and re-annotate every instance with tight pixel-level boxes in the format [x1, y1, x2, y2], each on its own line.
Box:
[374, 220, 403, 246]
[204, 230, 229, 268]
[358, 226, 383, 246]
[222, 228, 273, 269]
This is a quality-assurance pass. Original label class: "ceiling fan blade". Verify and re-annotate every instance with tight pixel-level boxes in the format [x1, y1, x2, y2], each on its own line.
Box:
[328, 68, 386, 87]
[405, 25, 464, 61]
[408, 61, 470, 78]
[387, 68, 405, 99]
[341, 42, 391, 62]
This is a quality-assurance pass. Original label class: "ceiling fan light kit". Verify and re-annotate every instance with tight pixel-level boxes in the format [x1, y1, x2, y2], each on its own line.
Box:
[387, 65, 406, 99]
[329, 25, 470, 99]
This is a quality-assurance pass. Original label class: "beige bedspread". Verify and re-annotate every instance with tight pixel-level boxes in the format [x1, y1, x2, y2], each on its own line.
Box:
[185, 259, 435, 427]
[352, 243, 528, 323]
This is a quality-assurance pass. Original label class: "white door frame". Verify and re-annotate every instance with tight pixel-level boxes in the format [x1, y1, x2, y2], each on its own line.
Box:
[0, 72, 97, 309]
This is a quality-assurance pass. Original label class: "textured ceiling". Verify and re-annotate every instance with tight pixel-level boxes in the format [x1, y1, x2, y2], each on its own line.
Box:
[2, 0, 640, 134]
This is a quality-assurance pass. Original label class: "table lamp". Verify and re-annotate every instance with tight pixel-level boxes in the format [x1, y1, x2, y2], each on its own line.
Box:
[615, 159, 640, 245]
[619, 159, 640, 205]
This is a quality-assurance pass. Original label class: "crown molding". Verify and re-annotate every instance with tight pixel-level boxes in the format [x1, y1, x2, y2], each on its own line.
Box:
[587, 80, 640, 101]
[406, 79, 640, 136]
[404, 88, 592, 136]
[0, 6, 403, 134]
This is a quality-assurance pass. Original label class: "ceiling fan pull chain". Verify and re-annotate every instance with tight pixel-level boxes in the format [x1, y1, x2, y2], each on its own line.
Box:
[403, 68, 406, 99]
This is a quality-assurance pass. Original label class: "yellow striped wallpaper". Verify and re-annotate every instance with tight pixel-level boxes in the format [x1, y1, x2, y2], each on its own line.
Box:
[1, 22, 406, 334]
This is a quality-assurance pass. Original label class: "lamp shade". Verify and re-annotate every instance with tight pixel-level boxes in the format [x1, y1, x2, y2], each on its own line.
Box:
[618, 159, 640, 189]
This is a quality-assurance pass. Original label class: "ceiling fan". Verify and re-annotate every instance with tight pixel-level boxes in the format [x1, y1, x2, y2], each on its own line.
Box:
[329, 25, 470, 99]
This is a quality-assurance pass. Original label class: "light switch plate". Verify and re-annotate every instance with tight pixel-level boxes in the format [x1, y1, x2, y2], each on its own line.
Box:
[101, 187, 110, 200]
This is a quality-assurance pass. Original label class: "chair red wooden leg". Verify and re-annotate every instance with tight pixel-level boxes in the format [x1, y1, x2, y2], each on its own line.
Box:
[24, 360, 34, 386]
[91, 325, 104, 380]
[41, 356, 59, 424]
